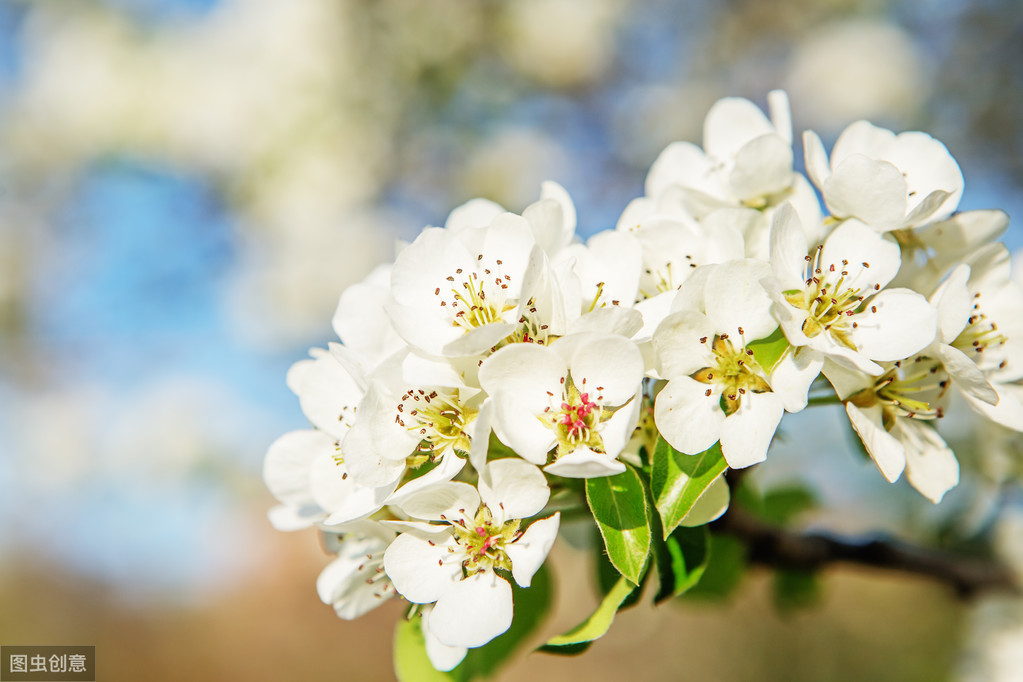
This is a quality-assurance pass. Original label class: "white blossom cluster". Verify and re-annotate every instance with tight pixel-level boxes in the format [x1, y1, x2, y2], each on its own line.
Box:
[264, 90, 1023, 671]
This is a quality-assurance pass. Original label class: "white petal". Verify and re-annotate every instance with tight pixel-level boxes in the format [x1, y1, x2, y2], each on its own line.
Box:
[938, 344, 998, 405]
[267, 504, 321, 531]
[769, 203, 810, 292]
[339, 417, 407, 488]
[544, 448, 627, 479]
[719, 392, 784, 468]
[479, 343, 566, 414]
[569, 306, 644, 338]
[897, 421, 959, 503]
[770, 347, 824, 412]
[490, 395, 557, 465]
[507, 513, 561, 587]
[824, 155, 907, 227]
[478, 458, 550, 520]
[802, 129, 831, 189]
[704, 96, 775, 161]
[965, 383, 1023, 432]
[645, 141, 715, 198]
[930, 264, 972, 343]
[767, 90, 792, 143]
[820, 219, 901, 293]
[387, 451, 467, 508]
[883, 131, 963, 222]
[384, 532, 462, 604]
[853, 288, 937, 361]
[730, 133, 793, 200]
[422, 607, 468, 672]
[562, 334, 644, 406]
[312, 451, 396, 525]
[821, 358, 874, 400]
[430, 572, 514, 648]
[442, 323, 517, 357]
[652, 311, 717, 378]
[264, 429, 331, 507]
[398, 482, 481, 522]
[703, 258, 777, 341]
[845, 403, 905, 482]
[445, 198, 505, 233]
[654, 376, 725, 455]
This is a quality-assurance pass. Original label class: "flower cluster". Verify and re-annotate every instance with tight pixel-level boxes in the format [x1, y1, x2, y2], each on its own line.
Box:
[264, 90, 1023, 672]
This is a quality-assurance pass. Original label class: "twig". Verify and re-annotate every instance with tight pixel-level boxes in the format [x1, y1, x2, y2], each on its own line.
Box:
[712, 504, 1019, 598]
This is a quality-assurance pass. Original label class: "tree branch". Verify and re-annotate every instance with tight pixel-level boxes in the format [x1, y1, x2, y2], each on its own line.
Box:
[712, 504, 1019, 598]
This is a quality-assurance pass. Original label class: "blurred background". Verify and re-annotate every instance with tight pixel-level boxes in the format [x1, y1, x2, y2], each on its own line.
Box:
[0, 0, 1022, 679]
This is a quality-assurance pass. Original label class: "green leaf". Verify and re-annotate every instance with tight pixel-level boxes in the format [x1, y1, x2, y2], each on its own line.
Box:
[539, 576, 636, 655]
[394, 617, 457, 682]
[747, 326, 789, 373]
[650, 438, 728, 539]
[595, 526, 646, 611]
[653, 525, 710, 603]
[585, 466, 652, 585]
[394, 566, 555, 681]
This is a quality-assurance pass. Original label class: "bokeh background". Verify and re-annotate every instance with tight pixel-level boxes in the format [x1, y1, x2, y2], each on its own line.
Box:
[1, 0, 1022, 680]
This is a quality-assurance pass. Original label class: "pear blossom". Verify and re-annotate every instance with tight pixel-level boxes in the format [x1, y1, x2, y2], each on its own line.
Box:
[383, 459, 560, 650]
[340, 351, 485, 491]
[766, 203, 938, 376]
[316, 520, 398, 619]
[386, 214, 537, 357]
[263, 429, 396, 530]
[653, 259, 785, 468]
[804, 120, 963, 232]
[479, 333, 644, 478]
[824, 357, 959, 502]
[930, 249, 1023, 431]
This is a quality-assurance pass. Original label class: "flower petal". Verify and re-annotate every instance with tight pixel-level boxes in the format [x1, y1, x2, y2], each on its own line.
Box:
[383, 532, 462, 604]
[845, 403, 905, 482]
[719, 392, 784, 468]
[430, 572, 514, 648]
[897, 420, 959, 503]
[478, 458, 550, 520]
[654, 376, 725, 455]
[507, 513, 561, 587]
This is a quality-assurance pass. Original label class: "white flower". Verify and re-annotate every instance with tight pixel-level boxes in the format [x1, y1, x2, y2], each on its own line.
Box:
[383, 459, 560, 650]
[263, 429, 396, 530]
[341, 351, 488, 491]
[824, 358, 959, 502]
[804, 120, 963, 231]
[646, 91, 795, 210]
[479, 333, 644, 478]
[930, 250, 1023, 431]
[767, 203, 938, 375]
[386, 214, 536, 357]
[316, 520, 398, 619]
[652, 259, 785, 468]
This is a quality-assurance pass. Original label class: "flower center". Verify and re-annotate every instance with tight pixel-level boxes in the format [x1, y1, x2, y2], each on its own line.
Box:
[435, 258, 517, 332]
[450, 504, 520, 575]
[543, 374, 609, 457]
[848, 355, 949, 431]
[638, 258, 697, 301]
[395, 388, 476, 466]
[783, 245, 881, 350]
[691, 332, 771, 416]
[952, 292, 1009, 373]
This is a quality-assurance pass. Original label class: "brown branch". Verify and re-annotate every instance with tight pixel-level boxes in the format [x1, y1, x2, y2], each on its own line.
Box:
[711, 504, 1019, 598]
